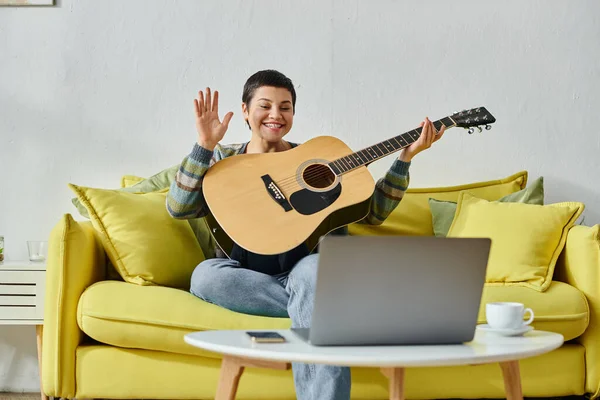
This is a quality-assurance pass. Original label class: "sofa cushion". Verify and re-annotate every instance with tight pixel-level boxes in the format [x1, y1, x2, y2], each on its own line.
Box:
[78, 280, 588, 358]
[72, 167, 178, 218]
[70, 172, 217, 260]
[69, 184, 205, 289]
[429, 176, 545, 237]
[348, 170, 528, 237]
[479, 282, 588, 340]
[77, 281, 291, 358]
[448, 193, 585, 292]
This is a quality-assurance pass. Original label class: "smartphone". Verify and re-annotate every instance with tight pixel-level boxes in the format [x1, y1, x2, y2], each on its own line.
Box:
[246, 331, 286, 343]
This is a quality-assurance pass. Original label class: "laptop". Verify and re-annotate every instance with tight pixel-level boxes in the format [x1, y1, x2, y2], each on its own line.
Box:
[292, 235, 491, 346]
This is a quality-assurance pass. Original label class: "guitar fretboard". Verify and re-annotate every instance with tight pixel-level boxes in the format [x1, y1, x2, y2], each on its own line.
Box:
[328, 117, 455, 175]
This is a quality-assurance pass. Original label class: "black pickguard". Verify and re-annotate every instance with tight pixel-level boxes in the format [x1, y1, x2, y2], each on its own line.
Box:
[289, 184, 342, 215]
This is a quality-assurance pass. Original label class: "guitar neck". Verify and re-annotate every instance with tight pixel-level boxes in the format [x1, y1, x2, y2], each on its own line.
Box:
[328, 116, 456, 175]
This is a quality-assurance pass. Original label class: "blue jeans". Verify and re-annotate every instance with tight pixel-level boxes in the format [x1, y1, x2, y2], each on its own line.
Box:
[190, 253, 351, 400]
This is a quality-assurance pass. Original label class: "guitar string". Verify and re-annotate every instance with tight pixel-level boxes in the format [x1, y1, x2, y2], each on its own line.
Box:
[274, 156, 375, 192]
[274, 148, 383, 186]
[270, 163, 342, 187]
[273, 144, 407, 191]
[276, 176, 335, 192]
[273, 126, 435, 188]
[259, 121, 457, 192]
[274, 169, 344, 192]
[273, 145, 401, 188]
[274, 165, 347, 188]
[261, 126, 423, 188]
[274, 157, 372, 188]
[229, 121, 497, 210]
[274, 142, 408, 189]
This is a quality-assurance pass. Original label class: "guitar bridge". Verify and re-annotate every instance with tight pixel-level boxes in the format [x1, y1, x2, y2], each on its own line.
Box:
[261, 175, 293, 212]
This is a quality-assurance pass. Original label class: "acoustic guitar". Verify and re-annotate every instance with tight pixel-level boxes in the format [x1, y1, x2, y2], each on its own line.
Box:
[203, 107, 496, 256]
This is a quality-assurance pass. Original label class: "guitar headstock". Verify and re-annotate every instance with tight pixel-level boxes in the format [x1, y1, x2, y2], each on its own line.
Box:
[450, 107, 496, 134]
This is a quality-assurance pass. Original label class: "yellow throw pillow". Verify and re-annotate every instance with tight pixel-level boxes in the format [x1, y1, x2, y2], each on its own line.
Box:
[68, 184, 204, 289]
[447, 193, 584, 292]
[349, 170, 528, 237]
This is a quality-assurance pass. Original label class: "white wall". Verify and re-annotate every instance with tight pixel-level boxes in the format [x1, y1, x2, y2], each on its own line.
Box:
[1, 0, 599, 392]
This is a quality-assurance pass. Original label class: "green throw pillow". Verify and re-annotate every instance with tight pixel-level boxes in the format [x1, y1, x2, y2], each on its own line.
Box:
[429, 176, 544, 237]
[70, 164, 216, 259]
[71, 164, 179, 218]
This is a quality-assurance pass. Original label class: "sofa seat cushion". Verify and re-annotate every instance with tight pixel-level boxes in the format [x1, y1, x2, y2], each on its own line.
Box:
[77, 281, 291, 358]
[78, 279, 588, 358]
[479, 281, 588, 341]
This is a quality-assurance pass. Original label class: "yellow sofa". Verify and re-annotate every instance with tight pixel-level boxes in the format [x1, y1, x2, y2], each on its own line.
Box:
[42, 170, 600, 400]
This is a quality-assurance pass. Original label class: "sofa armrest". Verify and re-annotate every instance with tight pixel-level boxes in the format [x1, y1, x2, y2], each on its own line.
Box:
[556, 224, 600, 397]
[42, 215, 106, 398]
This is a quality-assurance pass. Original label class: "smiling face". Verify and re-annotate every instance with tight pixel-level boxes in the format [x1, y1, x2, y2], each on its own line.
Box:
[242, 86, 294, 142]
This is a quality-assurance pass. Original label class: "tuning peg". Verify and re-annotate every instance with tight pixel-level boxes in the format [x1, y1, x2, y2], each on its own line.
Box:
[467, 128, 474, 134]
[485, 124, 492, 130]
[477, 126, 482, 133]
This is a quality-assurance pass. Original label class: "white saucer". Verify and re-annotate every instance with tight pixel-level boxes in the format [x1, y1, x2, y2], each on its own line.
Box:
[476, 324, 534, 337]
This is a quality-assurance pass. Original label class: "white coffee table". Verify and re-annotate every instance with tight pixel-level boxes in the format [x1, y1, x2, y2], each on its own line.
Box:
[184, 329, 563, 400]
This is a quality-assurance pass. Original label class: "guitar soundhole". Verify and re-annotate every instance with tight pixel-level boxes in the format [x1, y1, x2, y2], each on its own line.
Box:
[303, 164, 335, 189]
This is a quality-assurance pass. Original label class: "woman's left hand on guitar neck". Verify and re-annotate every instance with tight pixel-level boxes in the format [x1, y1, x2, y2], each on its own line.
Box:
[398, 117, 445, 162]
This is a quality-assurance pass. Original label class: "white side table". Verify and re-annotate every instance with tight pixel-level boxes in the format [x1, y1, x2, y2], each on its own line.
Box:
[0, 260, 47, 400]
[185, 329, 564, 400]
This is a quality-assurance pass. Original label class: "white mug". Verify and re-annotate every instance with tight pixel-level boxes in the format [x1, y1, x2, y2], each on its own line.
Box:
[486, 302, 534, 330]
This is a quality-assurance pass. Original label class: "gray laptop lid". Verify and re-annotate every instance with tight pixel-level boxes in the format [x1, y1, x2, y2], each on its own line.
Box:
[307, 235, 491, 346]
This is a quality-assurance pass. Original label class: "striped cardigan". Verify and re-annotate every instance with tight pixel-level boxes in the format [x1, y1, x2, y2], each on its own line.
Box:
[166, 141, 410, 243]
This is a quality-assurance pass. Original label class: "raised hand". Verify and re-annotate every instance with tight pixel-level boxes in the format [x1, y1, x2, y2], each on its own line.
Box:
[399, 117, 445, 162]
[194, 87, 234, 151]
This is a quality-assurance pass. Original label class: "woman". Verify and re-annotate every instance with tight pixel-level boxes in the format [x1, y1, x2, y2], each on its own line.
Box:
[166, 69, 444, 400]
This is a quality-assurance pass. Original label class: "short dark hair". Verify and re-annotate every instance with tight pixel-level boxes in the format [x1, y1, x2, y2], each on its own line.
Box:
[242, 70, 296, 113]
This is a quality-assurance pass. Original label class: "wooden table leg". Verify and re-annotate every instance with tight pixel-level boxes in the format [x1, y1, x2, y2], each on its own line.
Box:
[215, 356, 291, 400]
[381, 367, 405, 400]
[36, 325, 48, 400]
[216, 357, 245, 400]
[499, 361, 523, 400]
